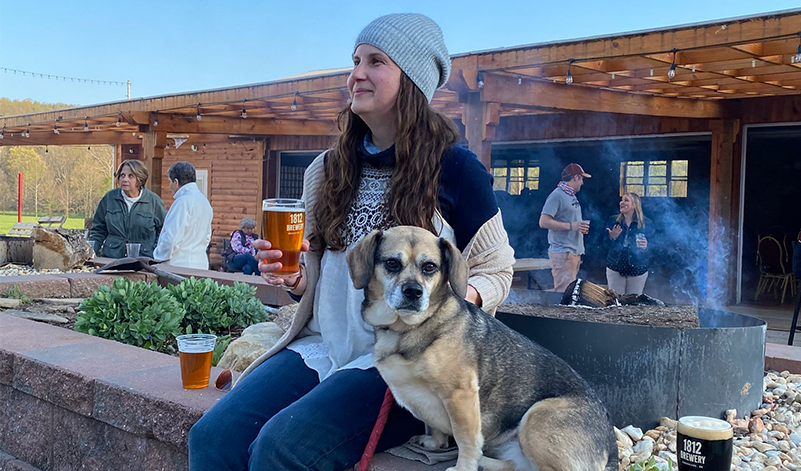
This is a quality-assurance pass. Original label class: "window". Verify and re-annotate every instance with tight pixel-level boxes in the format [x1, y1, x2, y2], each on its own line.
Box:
[279, 152, 319, 199]
[492, 159, 539, 195]
[620, 159, 688, 197]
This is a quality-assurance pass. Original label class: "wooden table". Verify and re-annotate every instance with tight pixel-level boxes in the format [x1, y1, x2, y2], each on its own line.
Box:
[512, 258, 551, 289]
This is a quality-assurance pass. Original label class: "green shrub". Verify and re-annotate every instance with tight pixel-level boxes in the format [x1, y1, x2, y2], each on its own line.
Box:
[75, 278, 185, 352]
[167, 278, 269, 336]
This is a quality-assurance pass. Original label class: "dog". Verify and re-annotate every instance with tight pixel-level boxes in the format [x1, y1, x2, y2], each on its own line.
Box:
[346, 226, 618, 471]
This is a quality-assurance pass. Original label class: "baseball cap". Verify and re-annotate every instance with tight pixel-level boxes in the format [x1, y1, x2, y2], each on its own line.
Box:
[561, 163, 591, 179]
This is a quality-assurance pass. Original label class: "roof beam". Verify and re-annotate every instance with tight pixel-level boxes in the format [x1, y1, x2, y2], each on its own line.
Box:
[143, 114, 339, 135]
[457, 12, 801, 72]
[0, 131, 141, 147]
[480, 74, 726, 118]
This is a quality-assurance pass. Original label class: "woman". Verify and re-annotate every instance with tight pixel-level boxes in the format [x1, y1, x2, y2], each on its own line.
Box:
[227, 217, 259, 275]
[604, 192, 653, 295]
[188, 13, 515, 471]
[89, 160, 166, 258]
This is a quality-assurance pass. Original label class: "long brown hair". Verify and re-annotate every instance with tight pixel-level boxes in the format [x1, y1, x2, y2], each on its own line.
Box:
[615, 192, 646, 228]
[312, 74, 459, 251]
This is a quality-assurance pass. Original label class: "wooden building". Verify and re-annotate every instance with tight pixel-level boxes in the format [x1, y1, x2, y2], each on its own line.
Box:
[3, 9, 801, 305]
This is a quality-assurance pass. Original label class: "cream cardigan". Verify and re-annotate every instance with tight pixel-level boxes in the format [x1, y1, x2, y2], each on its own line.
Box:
[236, 154, 515, 385]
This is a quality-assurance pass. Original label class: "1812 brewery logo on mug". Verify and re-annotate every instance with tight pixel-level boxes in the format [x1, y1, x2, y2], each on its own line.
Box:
[676, 416, 733, 470]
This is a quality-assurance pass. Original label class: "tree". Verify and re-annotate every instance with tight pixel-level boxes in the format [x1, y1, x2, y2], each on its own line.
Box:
[8, 147, 48, 216]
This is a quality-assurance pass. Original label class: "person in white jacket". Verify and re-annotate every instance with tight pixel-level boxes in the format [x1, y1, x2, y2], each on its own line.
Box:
[154, 161, 213, 270]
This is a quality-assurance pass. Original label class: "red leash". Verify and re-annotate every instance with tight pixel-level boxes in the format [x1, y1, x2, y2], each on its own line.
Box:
[358, 387, 394, 471]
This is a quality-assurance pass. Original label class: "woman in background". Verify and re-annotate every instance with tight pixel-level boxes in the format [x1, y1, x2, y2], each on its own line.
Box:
[89, 159, 165, 258]
[604, 192, 653, 295]
[228, 217, 259, 275]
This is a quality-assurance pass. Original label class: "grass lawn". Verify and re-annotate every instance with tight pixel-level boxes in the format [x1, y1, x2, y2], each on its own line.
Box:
[0, 213, 85, 234]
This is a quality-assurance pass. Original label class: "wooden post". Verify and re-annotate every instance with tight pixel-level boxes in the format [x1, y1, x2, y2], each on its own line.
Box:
[460, 93, 500, 170]
[708, 118, 741, 306]
[142, 132, 166, 196]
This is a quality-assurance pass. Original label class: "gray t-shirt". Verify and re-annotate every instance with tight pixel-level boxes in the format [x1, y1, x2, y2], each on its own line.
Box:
[541, 186, 584, 255]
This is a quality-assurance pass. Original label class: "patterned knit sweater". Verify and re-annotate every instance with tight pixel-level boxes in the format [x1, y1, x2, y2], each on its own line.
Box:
[236, 148, 515, 385]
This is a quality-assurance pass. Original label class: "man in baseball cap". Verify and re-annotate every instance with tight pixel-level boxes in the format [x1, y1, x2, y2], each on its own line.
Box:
[539, 163, 591, 292]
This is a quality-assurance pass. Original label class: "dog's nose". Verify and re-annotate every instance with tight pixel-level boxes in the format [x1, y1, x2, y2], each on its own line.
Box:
[402, 282, 423, 299]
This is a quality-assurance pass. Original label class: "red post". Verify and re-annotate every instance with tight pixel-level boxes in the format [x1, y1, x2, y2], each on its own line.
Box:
[17, 172, 22, 222]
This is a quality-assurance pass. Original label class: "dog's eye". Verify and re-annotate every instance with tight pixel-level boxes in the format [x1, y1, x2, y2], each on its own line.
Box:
[384, 259, 401, 272]
[422, 262, 438, 275]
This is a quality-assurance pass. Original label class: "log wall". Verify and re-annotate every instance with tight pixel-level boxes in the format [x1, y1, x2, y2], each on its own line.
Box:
[162, 139, 265, 268]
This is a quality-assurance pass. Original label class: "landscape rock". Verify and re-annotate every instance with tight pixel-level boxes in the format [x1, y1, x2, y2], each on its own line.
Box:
[217, 322, 285, 372]
[2, 309, 69, 323]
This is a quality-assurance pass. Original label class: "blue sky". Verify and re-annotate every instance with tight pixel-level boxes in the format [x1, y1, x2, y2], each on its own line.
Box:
[1, 1, 800, 107]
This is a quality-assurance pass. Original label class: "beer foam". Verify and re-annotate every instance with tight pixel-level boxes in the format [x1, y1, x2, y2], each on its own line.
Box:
[262, 205, 305, 212]
[179, 345, 214, 353]
[678, 416, 733, 440]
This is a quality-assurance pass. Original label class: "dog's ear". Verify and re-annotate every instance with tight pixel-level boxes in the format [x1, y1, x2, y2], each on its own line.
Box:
[440, 237, 468, 299]
[347, 230, 383, 289]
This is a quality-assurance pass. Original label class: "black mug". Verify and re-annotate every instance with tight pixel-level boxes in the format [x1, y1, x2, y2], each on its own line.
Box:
[676, 416, 733, 471]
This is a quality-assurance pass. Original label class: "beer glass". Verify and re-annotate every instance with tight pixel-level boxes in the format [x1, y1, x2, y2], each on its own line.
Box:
[262, 198, 305, 276]
[677, 416, 733, 471]
[176, 334, 217, 389]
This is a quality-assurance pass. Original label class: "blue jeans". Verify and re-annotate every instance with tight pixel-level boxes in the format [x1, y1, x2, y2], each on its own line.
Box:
[230, 253, 259, 275]
[188, 349, 424, 471]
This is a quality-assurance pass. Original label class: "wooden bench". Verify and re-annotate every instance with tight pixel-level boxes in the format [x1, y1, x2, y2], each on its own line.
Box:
[512, 257, 551, 290]
[6, 222, 37, 237]
[38, 215, 66, 228]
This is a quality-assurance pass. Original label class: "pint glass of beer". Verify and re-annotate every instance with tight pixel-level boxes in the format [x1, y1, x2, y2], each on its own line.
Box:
[176, 334, 217, 389]
[262, 198, 305, 276]
[677, 416, 733, 471]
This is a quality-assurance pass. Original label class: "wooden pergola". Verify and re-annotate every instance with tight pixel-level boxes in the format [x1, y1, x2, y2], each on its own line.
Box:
[3, 8, 801, 302]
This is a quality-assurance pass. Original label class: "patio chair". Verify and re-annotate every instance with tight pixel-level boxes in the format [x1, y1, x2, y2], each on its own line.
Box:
[755, 235, 796, 304]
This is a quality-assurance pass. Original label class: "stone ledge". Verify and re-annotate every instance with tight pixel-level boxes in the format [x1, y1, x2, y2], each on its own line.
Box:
[766, 342, 801, 373]
[0, 275, 71, 299]
[90, 257, 294, 306]
[0, 313, 452, 471]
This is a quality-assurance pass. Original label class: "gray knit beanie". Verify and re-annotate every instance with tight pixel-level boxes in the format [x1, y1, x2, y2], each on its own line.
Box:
[355, 13, 450, 103]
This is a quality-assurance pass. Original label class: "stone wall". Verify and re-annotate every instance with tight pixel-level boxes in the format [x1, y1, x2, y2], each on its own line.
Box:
[0, 313, 227, 471]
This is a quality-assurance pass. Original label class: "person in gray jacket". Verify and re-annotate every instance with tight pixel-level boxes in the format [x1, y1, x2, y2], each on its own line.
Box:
[89, 159, 166, 258]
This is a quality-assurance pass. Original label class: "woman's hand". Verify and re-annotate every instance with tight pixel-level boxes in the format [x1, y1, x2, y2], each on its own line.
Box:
[255, 238, 310, 291]
[636, 235, 648, 250]
[466, 285, 482, 307]
[606, 225, 622, 240]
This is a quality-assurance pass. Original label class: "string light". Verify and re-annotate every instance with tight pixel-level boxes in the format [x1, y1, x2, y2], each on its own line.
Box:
[24, 124, 30, 138]
[45, 146, 48, 155]
[154, 110, 159, 127]
[84, 116, 89, 132]
[566, 59, 574, 84]
[476, 71, 484, 89]
[53, 120, 59, 135]
[667, 49, 678, 80]
[795, 32, 801, 64]
[196, 103, 202, 121]
[241, 99, 248, 119]
[116, 114, 122, 127]
[291, 92, 299, 111]
[0, 125, 4, 140]
[191, 144, 198, 151]
[1, 67, 125, 86]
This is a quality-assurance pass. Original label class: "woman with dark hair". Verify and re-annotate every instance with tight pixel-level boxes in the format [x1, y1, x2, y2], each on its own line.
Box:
[89, 159, 166, 258]
[604, 192, 653, 295]
[189, 13, 515, 471]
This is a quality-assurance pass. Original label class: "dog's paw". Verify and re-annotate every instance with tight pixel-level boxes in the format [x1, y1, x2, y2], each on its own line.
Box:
[415, 434, 441, 450]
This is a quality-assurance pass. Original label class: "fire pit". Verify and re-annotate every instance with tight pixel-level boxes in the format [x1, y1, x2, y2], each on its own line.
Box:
[497, 291, 766, 430]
